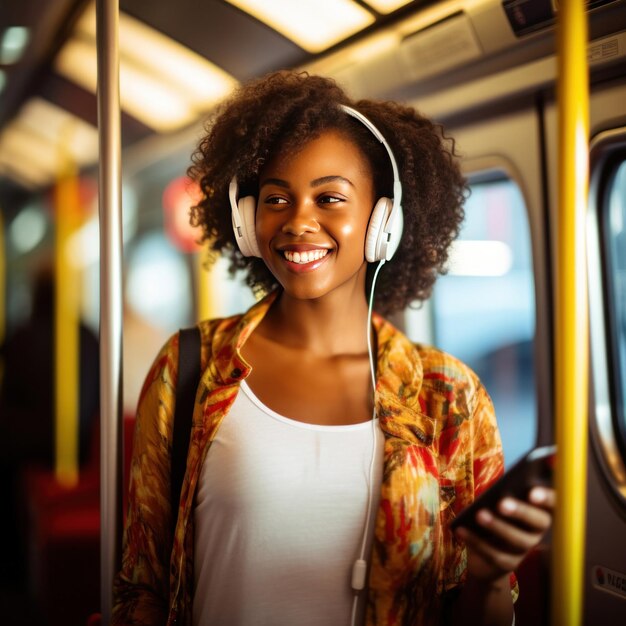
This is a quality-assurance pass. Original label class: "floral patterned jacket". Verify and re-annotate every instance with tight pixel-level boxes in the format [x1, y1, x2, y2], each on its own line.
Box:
[113, 292, 517, 626]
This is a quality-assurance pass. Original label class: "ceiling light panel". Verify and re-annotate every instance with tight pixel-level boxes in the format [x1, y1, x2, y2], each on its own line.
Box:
[225, 0, 375, 53]
[0, 126, 59, 177]
[56, 38, 196, 132]
[19, 98, 99, 165]
[0, 157, 47, 189]
[55, 3, 237, 132]
[0, 97, 98, 189]
[362, 0, 414, 14]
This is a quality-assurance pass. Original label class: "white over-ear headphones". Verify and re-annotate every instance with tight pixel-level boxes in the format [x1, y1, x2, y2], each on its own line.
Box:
[229, 104, 404, 263]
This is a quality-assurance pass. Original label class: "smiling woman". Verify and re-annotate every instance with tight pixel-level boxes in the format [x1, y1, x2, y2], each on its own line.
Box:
[189, 71, 465, 316]
[112, 70, 555, 626]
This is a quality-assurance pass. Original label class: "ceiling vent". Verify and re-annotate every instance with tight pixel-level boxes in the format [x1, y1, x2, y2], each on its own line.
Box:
[398, 11, 483, 81]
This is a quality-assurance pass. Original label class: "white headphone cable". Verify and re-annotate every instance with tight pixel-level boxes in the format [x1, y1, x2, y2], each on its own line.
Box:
[350, 259, 385, 626]
[366, 260, 385, 394]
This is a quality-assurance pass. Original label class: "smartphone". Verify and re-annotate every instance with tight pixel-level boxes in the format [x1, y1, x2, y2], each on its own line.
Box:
[450, 444, 556, 535]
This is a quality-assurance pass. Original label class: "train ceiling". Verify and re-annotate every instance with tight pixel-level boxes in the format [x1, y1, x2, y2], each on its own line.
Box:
[0, 0, 432, 199]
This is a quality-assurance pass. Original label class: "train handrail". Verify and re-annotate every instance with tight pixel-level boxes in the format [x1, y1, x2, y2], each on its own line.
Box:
[96, 0, 123, 623]
[552, 1, 590, 625]
[0, 211, 5, 376]
[54, 159, 81, 487]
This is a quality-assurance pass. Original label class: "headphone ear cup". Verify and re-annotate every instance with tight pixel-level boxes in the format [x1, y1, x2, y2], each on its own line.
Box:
[237, 196, 262, 258]
[385, 206, 403, 261]
[365, 198, 393, 263]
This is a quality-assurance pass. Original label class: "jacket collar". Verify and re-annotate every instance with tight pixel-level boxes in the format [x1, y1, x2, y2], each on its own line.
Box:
[371, 312, 435, 446]
[207, 291, 431, 446]
[208, 290, 279, 386]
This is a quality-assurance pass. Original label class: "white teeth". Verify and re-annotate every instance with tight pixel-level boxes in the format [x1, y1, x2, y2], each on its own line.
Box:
[283, 249, 328, 264]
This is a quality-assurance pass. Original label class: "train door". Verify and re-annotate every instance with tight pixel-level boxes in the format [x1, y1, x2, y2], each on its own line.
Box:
[544, 76, 626, 625]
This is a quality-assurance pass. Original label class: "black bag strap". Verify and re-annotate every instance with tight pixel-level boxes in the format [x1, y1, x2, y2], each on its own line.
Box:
[171, 326, 201, 533]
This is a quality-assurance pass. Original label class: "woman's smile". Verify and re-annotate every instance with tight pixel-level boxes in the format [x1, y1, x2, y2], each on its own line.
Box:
[280, 247, 331, 272]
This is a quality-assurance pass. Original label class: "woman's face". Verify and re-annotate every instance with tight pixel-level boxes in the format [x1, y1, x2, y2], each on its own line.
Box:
[255, 130, 376, 303]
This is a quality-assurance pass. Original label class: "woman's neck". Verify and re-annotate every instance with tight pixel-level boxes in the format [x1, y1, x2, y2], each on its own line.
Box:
[258, 289, 372, 357]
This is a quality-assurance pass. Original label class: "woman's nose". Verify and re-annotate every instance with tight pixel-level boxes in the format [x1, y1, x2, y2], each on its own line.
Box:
[281, 203, 320, 236]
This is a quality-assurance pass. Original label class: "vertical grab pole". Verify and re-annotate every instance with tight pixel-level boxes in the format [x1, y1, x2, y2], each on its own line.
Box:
[0, 211, 5, 375]
[54, 157, 81, 487]
[552, 1, 589, 625]
[96, 0, 123, 622]
[196, 251, 218, 321]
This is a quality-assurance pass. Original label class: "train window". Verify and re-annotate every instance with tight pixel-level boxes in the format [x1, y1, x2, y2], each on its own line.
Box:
[606, 159, 626, 453]
[431, 177, 536, 466]
[590, 134, 626, 504]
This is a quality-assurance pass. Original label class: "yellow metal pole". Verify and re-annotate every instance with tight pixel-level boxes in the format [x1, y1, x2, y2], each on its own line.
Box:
[0, 210, 5, 344]
[54, 163, 81, 487]
[0, 210, 5, 387]
[196, 249, 217, 321]
[552, 1, 590, 625]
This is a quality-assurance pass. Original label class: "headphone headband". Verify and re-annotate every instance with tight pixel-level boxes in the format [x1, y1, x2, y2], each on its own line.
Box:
[339, 105, 402, 207]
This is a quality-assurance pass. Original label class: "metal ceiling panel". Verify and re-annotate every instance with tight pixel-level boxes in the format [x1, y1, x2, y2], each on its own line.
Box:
[120, 0, 308, 81]
[40, 73, 153, 144]
[0, 1, 88, 126]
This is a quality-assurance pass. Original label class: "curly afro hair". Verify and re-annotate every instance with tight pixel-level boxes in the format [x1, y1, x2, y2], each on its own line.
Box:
[188, 70, 467, 316]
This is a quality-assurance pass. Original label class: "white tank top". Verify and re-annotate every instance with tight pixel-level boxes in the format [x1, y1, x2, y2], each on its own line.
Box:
[192, 380, 384, 626]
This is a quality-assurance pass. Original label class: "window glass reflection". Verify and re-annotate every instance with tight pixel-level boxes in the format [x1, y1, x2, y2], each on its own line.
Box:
[607, 160, 626, 450]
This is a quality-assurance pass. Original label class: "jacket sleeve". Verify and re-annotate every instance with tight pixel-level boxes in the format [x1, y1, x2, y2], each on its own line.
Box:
[470, 381, 506, 499]
[468, 380, 519, 602]
[112, 333, 179, 625]
[440, 370, 518, 602]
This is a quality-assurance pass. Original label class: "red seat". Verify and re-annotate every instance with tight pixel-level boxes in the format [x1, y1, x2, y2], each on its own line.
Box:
[22, 464, 100, 626]
[19, 414, 137, 626]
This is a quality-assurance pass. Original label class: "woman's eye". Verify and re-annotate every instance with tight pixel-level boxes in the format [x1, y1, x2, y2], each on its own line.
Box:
[318, 195, 343, 205]
[264, 196, 288, 206]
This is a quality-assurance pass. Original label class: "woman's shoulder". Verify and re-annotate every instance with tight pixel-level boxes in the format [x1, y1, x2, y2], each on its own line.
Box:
[412, 342, 486, 413]
[197, 311, 245, 346]
[414, 343, 480, 384]
[195, 292, 278, 358]
[411, 344, 495, 444]
[377, 316, 482, 395]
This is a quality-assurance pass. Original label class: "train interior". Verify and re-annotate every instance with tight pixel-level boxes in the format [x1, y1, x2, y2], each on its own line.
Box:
[1, 0, 625, 624]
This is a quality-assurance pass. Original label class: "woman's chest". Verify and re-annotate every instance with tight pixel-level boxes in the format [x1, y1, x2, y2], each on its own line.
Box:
[243, 342, 374, 426]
